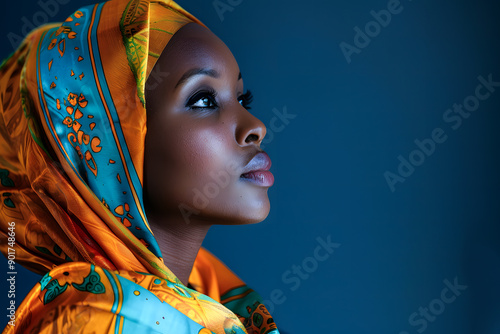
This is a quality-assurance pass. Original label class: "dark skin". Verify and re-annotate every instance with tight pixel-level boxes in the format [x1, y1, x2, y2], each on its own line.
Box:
[144, 22, 271, 285]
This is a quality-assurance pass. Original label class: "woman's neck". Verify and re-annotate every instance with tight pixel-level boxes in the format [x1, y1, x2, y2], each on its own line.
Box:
[148, 216, 210, 286]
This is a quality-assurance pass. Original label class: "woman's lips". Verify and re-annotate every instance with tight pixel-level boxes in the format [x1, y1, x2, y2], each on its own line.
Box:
[240, 152, 274, 187]
[240, 170, 274, 187]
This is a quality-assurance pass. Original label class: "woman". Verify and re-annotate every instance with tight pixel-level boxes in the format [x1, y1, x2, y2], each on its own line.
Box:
[0, 0, 279, 332]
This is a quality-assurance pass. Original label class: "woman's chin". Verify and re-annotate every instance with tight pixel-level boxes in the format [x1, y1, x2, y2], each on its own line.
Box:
[205, 199, 271, 226]
[238, 202, 271, 225]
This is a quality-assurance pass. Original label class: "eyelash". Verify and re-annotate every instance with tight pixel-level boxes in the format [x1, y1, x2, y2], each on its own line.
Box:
[239, 90, 253, 110]
[186, 88, 218, 110]
[186, 89, 253, 110]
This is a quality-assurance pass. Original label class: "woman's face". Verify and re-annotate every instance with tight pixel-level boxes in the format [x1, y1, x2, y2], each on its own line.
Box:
[144, 22, 272, 227]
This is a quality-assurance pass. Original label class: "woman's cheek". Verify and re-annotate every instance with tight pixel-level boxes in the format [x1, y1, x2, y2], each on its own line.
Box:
[188, 126, 231, 173]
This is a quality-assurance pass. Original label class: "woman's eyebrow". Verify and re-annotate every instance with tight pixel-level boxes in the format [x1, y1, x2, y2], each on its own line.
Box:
[175, 68, 219, 88]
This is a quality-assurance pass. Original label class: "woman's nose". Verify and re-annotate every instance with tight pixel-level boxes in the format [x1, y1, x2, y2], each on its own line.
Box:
[234, 105, 267, 147]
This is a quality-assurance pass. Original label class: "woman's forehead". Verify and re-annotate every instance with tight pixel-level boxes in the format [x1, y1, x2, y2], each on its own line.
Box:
[157, 23, 239, 76]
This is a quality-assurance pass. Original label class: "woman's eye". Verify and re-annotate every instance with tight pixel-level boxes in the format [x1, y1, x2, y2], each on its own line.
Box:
[192, 96, 215, 108]
[187, 91, 218, 109]
[238, 90, 253, 110]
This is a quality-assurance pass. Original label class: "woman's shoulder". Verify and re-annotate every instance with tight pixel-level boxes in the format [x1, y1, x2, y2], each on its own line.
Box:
[5, 262, 245, 334]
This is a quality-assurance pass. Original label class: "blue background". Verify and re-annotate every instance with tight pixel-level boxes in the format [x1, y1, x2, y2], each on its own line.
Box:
[1, 0, 500, 333]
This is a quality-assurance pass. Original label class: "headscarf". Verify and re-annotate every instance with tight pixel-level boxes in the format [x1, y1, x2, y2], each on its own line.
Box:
[0, 0, 279, 333]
